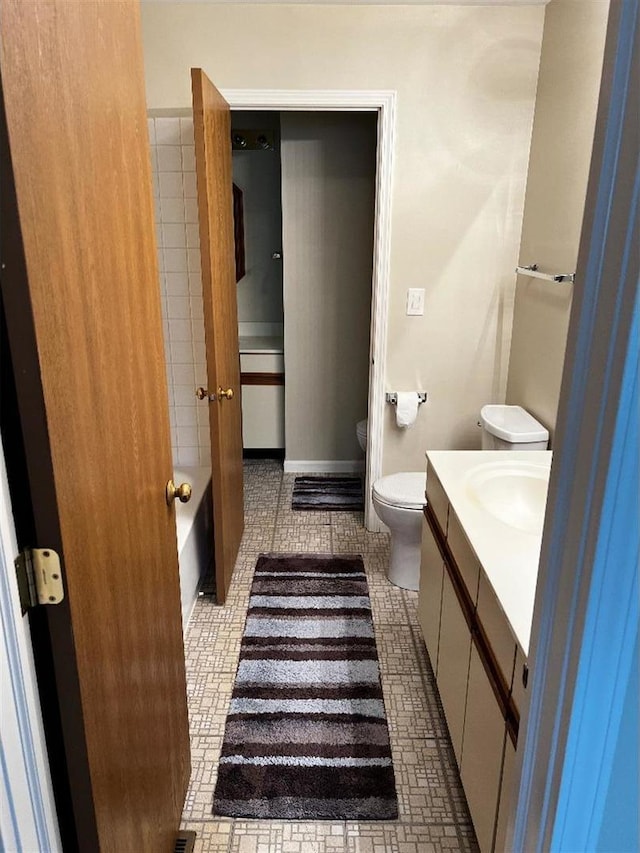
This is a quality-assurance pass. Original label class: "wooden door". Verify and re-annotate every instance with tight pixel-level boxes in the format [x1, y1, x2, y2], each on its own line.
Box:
[191, 69, 244, 605]
[0, 2, 190, 850]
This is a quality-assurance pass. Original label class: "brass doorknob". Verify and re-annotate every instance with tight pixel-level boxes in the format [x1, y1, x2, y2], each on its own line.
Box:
[166, 480, 192, 506]
[196, 387, 209, 400]
[217, 386, 234, 400]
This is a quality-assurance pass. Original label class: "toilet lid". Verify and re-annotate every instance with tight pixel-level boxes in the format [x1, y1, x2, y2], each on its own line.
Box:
[480, 405, 549, 443]
[373, 472, 425, 509]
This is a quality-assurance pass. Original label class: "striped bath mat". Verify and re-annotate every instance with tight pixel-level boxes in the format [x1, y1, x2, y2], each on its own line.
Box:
[213, 553, 398, 820]
[291, 476, 364, 511]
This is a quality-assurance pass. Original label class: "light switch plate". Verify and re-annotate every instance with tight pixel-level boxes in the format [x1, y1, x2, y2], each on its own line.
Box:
[406, 288, 425, 316]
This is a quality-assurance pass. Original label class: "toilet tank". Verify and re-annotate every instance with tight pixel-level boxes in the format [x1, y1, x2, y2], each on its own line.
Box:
[480, 405, 549, 450]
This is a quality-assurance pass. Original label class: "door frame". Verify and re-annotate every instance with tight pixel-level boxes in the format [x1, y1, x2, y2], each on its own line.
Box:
[221, 89, 396, 533]
[0, 440, 61, 851]
[511, 0, 639, 847]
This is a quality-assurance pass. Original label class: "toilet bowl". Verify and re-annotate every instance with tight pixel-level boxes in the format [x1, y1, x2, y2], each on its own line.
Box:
[372, 472, 426, 590]
[356, 418, 368, 452]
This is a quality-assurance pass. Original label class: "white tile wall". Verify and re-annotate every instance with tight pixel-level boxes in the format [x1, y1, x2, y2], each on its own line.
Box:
[148, 116, 210, 468]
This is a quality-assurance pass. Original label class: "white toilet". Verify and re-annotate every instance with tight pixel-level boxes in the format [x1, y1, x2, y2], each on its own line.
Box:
[371, 405, 548, 592]
[480, 404, 549, 450]
[372, 472, 426, 591]
[356, 418, 368, 452]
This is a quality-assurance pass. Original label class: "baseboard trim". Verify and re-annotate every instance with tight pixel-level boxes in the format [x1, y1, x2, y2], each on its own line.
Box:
[284, 460, 365, 474]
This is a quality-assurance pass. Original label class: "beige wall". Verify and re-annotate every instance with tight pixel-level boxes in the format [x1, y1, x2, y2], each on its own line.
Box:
[141, 3, 544, 473]
[506, 0, 610, 441]
[281, 112, 376, 464]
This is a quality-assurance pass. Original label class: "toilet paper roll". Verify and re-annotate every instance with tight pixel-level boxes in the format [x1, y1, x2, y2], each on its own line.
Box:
[395, 392, 420, 429]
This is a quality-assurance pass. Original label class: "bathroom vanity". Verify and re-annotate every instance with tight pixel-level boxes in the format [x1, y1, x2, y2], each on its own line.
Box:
[418, 450, 552, 853]
[239, 335, 285, 449]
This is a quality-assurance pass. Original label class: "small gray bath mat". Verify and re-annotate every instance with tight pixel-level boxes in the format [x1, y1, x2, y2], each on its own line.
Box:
[212, 553, 398, 820]
[291, 476, 364, 511]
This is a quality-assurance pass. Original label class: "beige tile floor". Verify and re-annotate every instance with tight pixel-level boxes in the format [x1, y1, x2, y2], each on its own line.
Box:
[181, 460, 479, 853]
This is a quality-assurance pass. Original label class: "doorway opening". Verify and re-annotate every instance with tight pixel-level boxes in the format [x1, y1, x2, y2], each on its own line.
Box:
[224, 90, 395, 537]
[232, 109, 378, 494]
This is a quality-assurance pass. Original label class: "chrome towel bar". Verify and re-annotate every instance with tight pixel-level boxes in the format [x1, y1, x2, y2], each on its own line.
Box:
[516, 264, 575, 283]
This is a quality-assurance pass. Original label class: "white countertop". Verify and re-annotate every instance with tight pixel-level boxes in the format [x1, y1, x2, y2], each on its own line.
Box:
[426, 450, 553, 656]
[238, 335, 284, 354]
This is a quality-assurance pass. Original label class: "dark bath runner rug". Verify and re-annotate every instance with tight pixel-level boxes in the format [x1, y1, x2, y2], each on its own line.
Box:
[292, 476, 364, 511]
[213, 553, 398, 820]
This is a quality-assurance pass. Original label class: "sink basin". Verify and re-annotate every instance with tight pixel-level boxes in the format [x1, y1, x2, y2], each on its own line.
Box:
[465, 460, 550, 534]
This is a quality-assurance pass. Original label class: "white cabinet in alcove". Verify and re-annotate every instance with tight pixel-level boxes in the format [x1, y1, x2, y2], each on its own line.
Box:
[241, 385, 285, 448]
[240, 350, 285, 449]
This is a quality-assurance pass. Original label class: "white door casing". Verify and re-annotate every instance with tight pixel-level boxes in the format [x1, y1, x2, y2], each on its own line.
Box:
[221, 89, 396, 532]
[0, 441, 61, 852]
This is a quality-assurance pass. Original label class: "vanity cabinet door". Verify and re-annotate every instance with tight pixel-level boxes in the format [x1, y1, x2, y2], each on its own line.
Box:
[239, 352, 285, 449]
[241, 385, 285, 448]
[494, 737, 517, 853]
[461, 645, 506, 853]
[418, 517, 445, 674]
[437, 570, 472, 766]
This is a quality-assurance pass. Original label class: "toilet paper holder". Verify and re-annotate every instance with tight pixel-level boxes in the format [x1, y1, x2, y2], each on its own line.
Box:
[386, 392, 427, 405]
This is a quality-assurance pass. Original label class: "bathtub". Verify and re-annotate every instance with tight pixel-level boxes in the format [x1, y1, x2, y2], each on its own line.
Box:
[174, 466, 213, 627]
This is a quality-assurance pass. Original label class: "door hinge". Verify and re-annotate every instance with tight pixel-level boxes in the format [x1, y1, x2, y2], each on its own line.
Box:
[14, 548, 64, 615]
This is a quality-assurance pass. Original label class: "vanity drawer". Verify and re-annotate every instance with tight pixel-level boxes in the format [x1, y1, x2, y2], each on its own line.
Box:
[240, 352, 284, 374]
[426, 465, 449, 534]
[476, 573, 518, 692]
[447, 511, 481, 608]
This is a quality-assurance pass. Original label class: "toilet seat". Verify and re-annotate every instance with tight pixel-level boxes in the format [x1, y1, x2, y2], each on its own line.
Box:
[372, 472, 425, 510]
